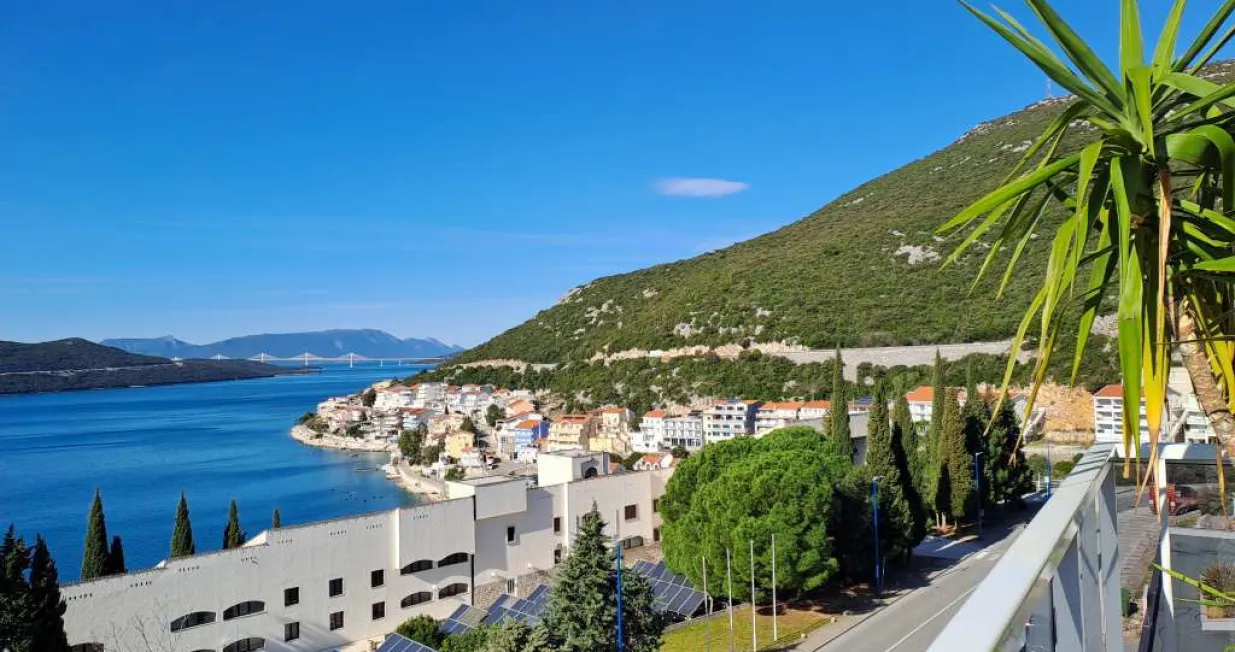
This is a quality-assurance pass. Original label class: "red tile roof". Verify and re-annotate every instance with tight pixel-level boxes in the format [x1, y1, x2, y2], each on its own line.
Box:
[515, 420, 541, 429]
[905, 386, 934, 402]
[1094, 384, 1124, 398]
[760, 401, 804, 411]
[644, 409, 667, 418]
[802, 400, 831, 409]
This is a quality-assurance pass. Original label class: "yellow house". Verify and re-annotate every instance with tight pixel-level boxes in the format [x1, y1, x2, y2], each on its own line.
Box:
[445, 430, 476, 459]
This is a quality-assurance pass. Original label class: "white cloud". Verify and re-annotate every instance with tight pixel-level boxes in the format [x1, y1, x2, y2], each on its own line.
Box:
[654, 177, 750, 198]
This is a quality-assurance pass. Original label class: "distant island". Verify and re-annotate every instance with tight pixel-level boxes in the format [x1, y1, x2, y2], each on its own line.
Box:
[0, 338, 306, 395]
[101, 328, 463, 360]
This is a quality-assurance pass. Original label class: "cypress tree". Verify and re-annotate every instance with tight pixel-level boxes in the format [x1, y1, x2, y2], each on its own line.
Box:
[941, 392, 975, 523]
[0, 525, 32, 651]
[28, 535, 68, 652]
[80, 489, 110, 581]
[170, 492, 196, 558]
[890, 386, 928, 548]
[222, 500, 246, 550]
[962, 361, 990, 455]
[864, 380, 917, 562]
[986, 400, 1033, 510]
[107, 536, 126, 575]
[925, 354, 947, 524]
[272, 509, 282, 529]
[927, 350, 946, 444]
[828, 346, 854, 460]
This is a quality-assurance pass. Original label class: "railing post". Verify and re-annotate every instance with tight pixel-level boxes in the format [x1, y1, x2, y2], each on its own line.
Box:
[1098, 463, 1122, 652]
[1052, 535, 1084, 650]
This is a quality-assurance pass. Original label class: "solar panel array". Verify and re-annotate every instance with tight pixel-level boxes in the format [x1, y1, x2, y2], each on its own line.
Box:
[376, 633, 439, 652]
[630, 560, 707, 618]
[483, 583, 552, 626]
[438, 604, 487, 635]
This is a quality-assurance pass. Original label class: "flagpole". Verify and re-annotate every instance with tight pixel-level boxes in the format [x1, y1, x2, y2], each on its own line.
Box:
[750, 539, 757, 651]
[703, 556, 711, 652]
[727, 548, 735, 652]
[771, 533, 778, 642]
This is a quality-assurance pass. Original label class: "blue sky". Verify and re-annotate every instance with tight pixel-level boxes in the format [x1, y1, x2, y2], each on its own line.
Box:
[1, 1, 1220, 346]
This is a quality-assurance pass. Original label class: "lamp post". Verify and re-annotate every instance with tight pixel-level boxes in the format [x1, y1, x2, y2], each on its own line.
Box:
[1046, 439, 1053, 498]
[974, 452, 984, 538]
[871, 475, 884, 597]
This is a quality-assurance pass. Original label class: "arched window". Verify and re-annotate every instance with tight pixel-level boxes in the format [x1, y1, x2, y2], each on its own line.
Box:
[438, 582, 468, 599]
[437, 552, 469, 567]
[400, 559, 434, 574]
[170, 611, 216, 632]
[584, 467, 599, 478]
[70, 644, 104, 652]
[222, 601, 265, 620]
[400, 591, 433, 608]
[222, 638, 264, 652]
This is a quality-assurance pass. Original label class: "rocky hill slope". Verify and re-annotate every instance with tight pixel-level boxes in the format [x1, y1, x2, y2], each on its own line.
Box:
[103, 329, 463, 359]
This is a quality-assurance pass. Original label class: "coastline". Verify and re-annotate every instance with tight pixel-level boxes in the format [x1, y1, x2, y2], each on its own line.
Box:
[289, 424, 393, 452]
[288, 425, 444, 501]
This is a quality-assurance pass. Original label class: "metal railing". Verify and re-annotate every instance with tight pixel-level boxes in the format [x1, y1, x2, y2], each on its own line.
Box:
[926, 443, 1122, 652]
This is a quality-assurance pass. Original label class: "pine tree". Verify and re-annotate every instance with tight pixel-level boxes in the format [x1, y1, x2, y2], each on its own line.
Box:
[925, 354, 947, 524]
[986, 400, 1034, 510]
[828, 346, 854, 460]
[106, 536, 126, 576]
[962, 361, 990, 455]
[941, 392, 975, 523]
[864, 380, 917, 563]
[890, 385, 928, 548]
[223, 500, 246, 550]
[543, 504, 663, 652]
[272, 509, 282, 529]
[80, 489, 110, 581]
[0, 525, 32, 652]
[170, 492, 196, 558]
[28, 535, 68, 652]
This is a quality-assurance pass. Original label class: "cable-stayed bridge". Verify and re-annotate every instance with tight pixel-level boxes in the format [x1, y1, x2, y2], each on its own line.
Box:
[175, 353, 447, 366]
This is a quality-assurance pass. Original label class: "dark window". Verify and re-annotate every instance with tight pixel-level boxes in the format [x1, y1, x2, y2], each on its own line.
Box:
[169, 611, 215, 632]
[284, 587, 299, 607]
[401, 559, 433, 574]
[553, 517, 561, 534]
[653, 527, 661, 542]
[438, 552, 468, 567]
[222, 638, 264, 652]
[329, 611, 344, 631]
[652, 499, 660, 513]
[400, 591, 432, 608]
[554, 547, 563, 564]
[70, 645, 105, 652]
[329, 578, 343, 597]
[624, 504, 637, 520]
[620, 536, 645, 549]
[506, 526, 515, 543]
[372, 601, 385, 620]
[221, 601, 264, 620]
[371, 569, 384, 588]
[438, 582, 468, 599]
[284, 622, 300, 642]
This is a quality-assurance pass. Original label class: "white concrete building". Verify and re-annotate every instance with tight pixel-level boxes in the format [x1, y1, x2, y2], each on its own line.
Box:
[754, 402, 803, 434]
[798, 400, 831, 421]
[703, 399, 760, 444]
[663, 413, 705, 451]
[62, 452, 668, 652]
[1093, 384, 1154, 445]
[373, 386, 414, 412]
[1168, 367, 1216, 444]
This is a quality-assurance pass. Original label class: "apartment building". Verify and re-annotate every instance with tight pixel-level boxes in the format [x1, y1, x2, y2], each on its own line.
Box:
[798, 400, 831, 421]
[547, 414, 596, 452]
[373, 386, 414, 411]
[61, 452, 668, 652]
[664, 413, 705, 451]
[632, 410, 667, 453]
[754, 402, 804, 434]
[703, 399, 760, 444]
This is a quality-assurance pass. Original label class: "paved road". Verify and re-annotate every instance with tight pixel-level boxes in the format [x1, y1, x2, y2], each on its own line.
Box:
[765, 341, 1029, 380]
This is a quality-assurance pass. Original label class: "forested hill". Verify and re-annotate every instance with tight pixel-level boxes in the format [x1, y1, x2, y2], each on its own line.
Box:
[455, 62, 1235, 365]
[0, 338, 166, 373]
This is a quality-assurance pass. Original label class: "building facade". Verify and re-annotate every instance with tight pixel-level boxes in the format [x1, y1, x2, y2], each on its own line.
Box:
[663, 414, 705, 451]
[754, 402, 803, 434]
[703, 399, 760, 444]
[547, 415, 595, 452]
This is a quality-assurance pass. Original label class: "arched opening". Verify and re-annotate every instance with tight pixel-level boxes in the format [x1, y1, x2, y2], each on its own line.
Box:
[70, 644, 104, 652]
[400, 559, 434, 574]
[169, 611, 216, 632]
[438, 582, 468, 599]
[437, 552, 469, 567]
[400, 591, 432, 608]
[584, 466, 599, 478]
[222, 638, 264, 652]
[222, 601, 265, 620]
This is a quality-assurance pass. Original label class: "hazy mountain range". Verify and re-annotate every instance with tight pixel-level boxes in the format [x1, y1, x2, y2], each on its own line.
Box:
[101, 329, 463, 360]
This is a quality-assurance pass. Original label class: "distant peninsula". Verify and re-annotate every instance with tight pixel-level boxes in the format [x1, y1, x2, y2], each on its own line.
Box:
[0, 338, 305, 395]
[101, 329, 463, 360]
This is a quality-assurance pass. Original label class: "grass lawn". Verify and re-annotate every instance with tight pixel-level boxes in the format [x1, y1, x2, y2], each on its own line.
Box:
[660, 605, 830, 652]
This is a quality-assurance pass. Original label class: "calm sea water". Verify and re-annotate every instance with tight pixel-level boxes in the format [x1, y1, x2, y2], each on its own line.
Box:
[0, 364, 425, 580]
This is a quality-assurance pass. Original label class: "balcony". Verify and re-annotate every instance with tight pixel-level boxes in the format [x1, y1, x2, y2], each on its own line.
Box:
[927, 442, 1233, 652]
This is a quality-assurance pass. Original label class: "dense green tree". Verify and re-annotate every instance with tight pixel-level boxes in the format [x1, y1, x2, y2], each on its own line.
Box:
[361, 388, 376, 407]
[890, 387, 928, 549]
[962, 362, 990, 454]
[482, 619, 554, 652]
[0, 525, 32, 651]
[924, 354, 946, 524]
[985, 401, 1033, 510]
[170, 492, 196, 558]
[399, 428, 424, 465]
[543, 505, 662, 652]
[444, 467, 465, 482]
[669, 445, 689, 459]
[106, 536, 125, 575]
[396, 614, 446, 646]
[28, 536, 68, 652]
[828, 347, 854, 460]
[460, 416, 477, 433]
[940, 393, 975, 524]
[485, 404, 503, 428]
[222, 500, 246, 550]
[892, 386, 924, 502]
[865, 381, 918, 564]
[272, 509, 282, 529]
[80, 490, 110, 581]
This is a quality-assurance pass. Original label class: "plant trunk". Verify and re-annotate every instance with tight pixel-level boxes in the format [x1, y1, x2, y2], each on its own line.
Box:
[1177, 312, 1235, 457]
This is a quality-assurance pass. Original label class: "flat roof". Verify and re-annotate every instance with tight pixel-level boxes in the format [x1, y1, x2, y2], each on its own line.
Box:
[458, 475, 524, 486]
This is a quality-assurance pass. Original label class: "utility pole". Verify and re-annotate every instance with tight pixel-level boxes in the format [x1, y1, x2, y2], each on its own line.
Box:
[872, 476, 884, 597]
[974, 452, 985, 537]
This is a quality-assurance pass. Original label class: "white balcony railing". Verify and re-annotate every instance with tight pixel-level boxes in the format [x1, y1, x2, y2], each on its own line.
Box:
[927, 443, 1122, 652]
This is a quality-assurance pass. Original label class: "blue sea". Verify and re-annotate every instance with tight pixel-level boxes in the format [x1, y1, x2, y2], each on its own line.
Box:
[0, 364, 426, 580]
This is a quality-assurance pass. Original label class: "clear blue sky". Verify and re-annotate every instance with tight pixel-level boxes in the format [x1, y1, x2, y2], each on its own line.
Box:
[1, 1, 1218, 346]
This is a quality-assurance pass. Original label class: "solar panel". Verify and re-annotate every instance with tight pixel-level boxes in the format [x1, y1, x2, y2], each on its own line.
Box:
[628, 559, 708, 618]
[378, 634, 440, 652]
[481, 605, 514, 626]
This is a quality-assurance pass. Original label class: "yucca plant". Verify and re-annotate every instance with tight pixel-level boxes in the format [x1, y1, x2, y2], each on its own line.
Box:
[941, 0, 1235, 463]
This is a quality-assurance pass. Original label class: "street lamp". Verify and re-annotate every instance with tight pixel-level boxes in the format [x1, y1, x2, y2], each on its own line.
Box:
[871, 475, 884, 597]
[973, 452, 984, 538]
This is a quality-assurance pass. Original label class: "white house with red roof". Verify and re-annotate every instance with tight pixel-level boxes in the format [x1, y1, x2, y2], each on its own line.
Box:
[1093, 384, 1156, 445]
[755, 401, 805, 434]
[632, 409, 668, 453]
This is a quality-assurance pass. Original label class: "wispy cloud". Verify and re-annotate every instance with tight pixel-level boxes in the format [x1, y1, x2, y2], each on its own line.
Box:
[654, 177, 750, 198]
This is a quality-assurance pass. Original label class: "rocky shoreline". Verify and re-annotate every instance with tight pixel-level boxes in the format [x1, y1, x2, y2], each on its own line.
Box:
[289, 425, 394, 452]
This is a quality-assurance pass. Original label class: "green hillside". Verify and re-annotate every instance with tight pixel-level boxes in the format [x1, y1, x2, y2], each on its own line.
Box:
[457, 62, 1235, 365]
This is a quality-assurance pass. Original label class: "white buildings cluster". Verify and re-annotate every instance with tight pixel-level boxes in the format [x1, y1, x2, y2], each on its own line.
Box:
[1092, 368, 1216, 445]
[61, 451, 670, 652]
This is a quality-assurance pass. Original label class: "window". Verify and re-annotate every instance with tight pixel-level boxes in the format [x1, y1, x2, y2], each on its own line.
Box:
[371, 569, 384, 588]
[653, 527, 661, 542]
[401, 559, 433, 574]
[329, 611, 344, 631]
[553, 517, 561, 534]
[372, 601, 385, 620]
[222, 601, 264, 621]
[169, 611, 215, 632]
[70, 645, 104, 652]
[438, 582, 468, 599]
[438, 552, 468, 567]
[284, 587, 299, 607]
[222, 638, 264, 652]
[329, 577, 343, 597]
[401, 591, 432, 608]
[284, 622, 300, 642]
[624, 504, 637, 520]
[506, 526, 515, 543]
[652, 499, 660, 513]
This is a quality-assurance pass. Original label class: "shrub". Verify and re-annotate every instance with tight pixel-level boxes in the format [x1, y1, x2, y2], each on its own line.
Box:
[1201, 563, 1235, 618]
